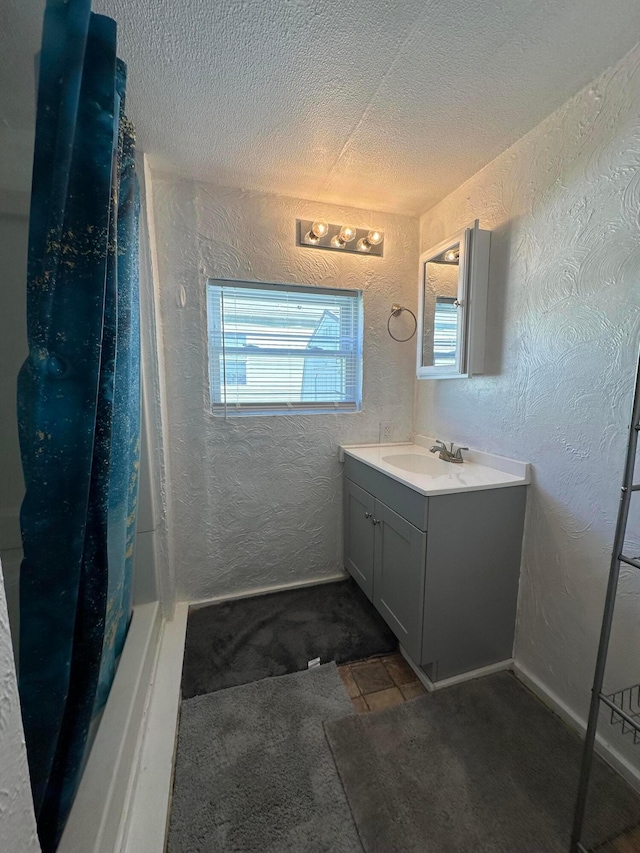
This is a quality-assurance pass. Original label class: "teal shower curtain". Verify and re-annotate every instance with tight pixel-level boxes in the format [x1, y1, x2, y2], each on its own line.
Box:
[17, 1, 140, 849]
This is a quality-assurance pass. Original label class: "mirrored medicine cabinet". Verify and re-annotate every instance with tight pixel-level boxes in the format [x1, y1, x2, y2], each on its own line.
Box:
[417, 220, 491, 380]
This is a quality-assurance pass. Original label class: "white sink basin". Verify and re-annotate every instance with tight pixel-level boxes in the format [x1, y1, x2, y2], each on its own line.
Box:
[340, 436, 530, 497]
[382, 453, 443, 474]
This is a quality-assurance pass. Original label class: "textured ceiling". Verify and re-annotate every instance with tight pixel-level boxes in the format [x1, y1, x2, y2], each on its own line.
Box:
[2, 0, 640, 212]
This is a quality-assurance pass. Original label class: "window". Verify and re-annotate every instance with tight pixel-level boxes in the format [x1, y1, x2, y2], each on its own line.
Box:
[206, 279, 363, 416]
[433, 297, 458, 367]
[222, 332, 247, 385]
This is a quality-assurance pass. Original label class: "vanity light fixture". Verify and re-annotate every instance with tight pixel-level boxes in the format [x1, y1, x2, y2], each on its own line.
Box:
[331, 225, 358, 249]
[296, 220, 384, 256]
[357, 229, 384, 252]
[304, 220, 329, 244]
[339, 225, 357, 242]
[444, 248, 459, 263]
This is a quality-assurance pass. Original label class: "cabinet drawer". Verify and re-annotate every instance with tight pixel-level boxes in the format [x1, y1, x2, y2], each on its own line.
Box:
[344, 456, 428, 531]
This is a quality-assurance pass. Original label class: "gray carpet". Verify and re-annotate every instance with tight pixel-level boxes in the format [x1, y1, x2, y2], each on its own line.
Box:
[182, 579, 397, 699]
[167, 663, 363, 853]
[325, 672, 640, 852]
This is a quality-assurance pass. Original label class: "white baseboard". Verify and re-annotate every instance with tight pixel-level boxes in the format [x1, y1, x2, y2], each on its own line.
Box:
[397, 651, 640, 792]
[118, 602, 188, 853]
[399, 647, 513, 692]
[398, 648, 435, 691]
[429, 658, 514, 691]
[187, 572, 348, 609]
[514, 661, 640, 794]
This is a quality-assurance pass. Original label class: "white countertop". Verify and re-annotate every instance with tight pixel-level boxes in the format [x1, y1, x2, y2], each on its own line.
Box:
[340, 435, 530, 497]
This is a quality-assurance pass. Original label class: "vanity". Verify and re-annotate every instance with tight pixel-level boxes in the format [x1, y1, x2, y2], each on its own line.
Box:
[341, 437, 529, 687]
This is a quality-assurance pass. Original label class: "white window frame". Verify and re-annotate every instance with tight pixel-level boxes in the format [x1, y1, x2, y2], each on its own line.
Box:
[206, 278, 364, 417]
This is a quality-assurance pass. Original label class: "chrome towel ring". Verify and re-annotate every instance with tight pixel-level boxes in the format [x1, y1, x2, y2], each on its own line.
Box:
[387, 303, 417, 342]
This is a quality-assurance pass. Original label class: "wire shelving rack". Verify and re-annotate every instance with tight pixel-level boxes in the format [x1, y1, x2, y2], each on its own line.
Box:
[571, 351, 640, 851]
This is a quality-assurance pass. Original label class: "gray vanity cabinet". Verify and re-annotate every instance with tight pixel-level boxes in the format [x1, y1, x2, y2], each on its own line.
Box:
[343, 462, 428, 662]
[421, 487, 526, 681]
[373, 501, 426, 662]
[343, 454, 527, 684]
[343, 479, 376, 599]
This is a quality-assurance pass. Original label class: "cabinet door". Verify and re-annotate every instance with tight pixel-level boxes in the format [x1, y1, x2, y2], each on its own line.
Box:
[374, 501, 426, 661]
[422, 487, 526, 681]
[344, 479, 375, 600]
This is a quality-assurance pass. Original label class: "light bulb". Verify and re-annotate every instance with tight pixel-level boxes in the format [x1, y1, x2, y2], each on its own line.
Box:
[305, 230, 320, 245]
[357, 238, 371, 252]
[331, 234, 346, 248]
[339, 225, 357, 243]
[311, 220, 328, 238]
[367, 229, 383, 245]
[444, 249, 458, 262]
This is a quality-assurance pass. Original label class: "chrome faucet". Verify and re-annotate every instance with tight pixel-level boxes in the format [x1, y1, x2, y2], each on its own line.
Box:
[429, 439, 469, 463]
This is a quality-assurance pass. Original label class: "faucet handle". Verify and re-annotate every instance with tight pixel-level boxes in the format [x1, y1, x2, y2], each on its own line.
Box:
[454, 446, 469, 460]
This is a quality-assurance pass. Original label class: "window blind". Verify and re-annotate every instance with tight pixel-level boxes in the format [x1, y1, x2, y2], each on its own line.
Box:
[433, 297, 458, 367]
[206, 279, 363, 416]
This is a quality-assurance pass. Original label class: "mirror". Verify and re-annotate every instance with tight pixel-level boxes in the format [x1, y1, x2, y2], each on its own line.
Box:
[421, 242, 462, 370]
[417, 221, 491, 380]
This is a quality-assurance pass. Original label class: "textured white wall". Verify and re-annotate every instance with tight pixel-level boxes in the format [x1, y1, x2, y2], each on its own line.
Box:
[0, 555, 40, 852]
[148, 175, 418, 601]
[417, 44, 640, 747]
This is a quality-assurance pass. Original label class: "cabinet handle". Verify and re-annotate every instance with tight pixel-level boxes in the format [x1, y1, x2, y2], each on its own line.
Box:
[372, 518, 379, 525]
[364, 512, 371, 519]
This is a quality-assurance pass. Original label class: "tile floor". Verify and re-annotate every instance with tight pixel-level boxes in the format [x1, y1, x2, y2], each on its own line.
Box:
[338, 652, 426, 713]
[592, 825, 640, 851]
